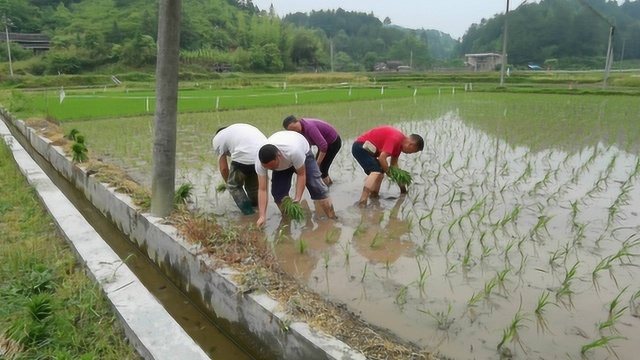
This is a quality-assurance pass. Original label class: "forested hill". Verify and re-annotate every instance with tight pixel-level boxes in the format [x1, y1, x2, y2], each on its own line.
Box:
[1, 0, 639, 76]
[458, 0, 640, 68]
[0, 0, 456, 75]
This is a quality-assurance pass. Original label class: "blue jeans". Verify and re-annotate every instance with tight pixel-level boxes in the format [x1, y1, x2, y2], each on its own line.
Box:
[271, 151, 329, 203]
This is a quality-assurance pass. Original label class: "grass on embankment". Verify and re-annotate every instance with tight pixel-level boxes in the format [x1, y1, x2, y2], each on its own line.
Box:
[0, 141, 138, 359]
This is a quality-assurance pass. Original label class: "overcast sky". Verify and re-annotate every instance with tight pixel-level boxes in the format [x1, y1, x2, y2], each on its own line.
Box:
[250, 0, 520, 39]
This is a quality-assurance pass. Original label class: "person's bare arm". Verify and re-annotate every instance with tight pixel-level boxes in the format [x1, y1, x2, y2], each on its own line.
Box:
[256, 175, 269, 227]
[218, 156, 229, 182]
[378, 152, 392, 174]
[293, 165, 306, 202]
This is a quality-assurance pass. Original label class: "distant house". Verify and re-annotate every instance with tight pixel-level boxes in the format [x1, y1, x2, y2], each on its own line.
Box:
[465, 53, 503, 71]
[374, 60, 407, 72]
[1, 33, 51, 54]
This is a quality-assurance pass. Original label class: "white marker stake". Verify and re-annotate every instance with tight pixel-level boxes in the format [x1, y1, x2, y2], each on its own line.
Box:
[380, 87, 384, 95]
[413, 88, 417, 97]
[349, 87, 352, 97]
[216, 96, 220, 110]
[295, 93, 298, 104]
[146, 97, 149, 112]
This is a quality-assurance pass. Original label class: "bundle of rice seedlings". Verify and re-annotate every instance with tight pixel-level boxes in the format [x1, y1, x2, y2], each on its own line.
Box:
[71, 142, 88, 163]
[282, 197, 305, 221]
[174, 183, 194, 205]
[387, 167, 412, 186]
[216, 183, 227, 192]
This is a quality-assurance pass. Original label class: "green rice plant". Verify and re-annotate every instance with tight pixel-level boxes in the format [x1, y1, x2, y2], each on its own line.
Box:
[534, 291, 556, 333]
[282, 197, 305, 221]
[629, 289, 640, 318]
[580, 336, 626, 358]
[467, 291, 483, 307]
[215, 183, 227, 192]
[591, 256, 614, 291]
[598, 287, 629, 334]
[322, 251, 330, 269]
[360, 263, 368, 282]
[387, 166, 412, 186]
[65, 128, 80, 141]
[296, 238, 308, 254]
[416, 260, 429, 293]
[324, 228, 339, 243]
[497, 306, 529, 352]
[496, 267, 510, 293]
[395, 284, 410, 309]
[71, 142, 88, 163]
[341, 242, 351, 264]
[353, 219, 365, 236]
[174, 183, 194, 205]
[418, 302, 454, 331]
[483, 278, 498, 299]
[369, 233, 384, 249]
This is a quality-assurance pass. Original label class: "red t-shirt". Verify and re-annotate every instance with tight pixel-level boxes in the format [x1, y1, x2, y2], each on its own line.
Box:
[356, 126, 405, 157]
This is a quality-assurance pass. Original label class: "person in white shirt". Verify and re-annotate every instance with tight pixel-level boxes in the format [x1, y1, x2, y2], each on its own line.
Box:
[255, 131, 336, 227]
[212, 123, 266, 214]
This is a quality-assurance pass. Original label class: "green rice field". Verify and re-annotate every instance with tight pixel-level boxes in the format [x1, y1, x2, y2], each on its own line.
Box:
[28, 89, 640, 359]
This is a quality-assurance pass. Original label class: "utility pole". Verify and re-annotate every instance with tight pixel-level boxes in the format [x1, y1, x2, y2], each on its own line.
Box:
[576, 0, 615, 89]
[499, 0, 510, 86]
[3, 15, 13, 78]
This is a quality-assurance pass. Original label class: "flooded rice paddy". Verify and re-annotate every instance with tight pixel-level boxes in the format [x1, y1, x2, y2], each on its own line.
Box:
[69, 93, 640, 359]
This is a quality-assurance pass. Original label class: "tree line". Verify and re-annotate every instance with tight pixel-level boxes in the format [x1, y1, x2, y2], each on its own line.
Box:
[0, 0, 638, 75]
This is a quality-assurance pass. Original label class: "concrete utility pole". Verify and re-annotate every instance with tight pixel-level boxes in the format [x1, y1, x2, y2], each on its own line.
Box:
[499, 0, 510, 86]
[3, 15, 13, 78]
[151, 0, 181, 217]
[577, 0, 615, 89]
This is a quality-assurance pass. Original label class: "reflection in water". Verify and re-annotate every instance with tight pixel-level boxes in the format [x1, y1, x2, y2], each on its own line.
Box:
[79, 94, 640, 360]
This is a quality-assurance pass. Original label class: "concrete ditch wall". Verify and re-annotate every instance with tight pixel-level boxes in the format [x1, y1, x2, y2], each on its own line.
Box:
[3, 110, 364, 360]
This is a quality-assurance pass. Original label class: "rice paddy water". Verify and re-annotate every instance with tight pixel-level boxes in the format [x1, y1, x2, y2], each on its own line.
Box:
[62, 92, 640, 359]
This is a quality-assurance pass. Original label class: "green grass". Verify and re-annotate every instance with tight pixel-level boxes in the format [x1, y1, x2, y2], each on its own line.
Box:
[22, 85, 431, 121]
[0, 142, 138, 359]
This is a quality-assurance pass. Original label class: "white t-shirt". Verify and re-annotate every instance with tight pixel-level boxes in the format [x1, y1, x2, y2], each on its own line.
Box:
[255, 131, 310, 176]
[212, 124, 266, 165]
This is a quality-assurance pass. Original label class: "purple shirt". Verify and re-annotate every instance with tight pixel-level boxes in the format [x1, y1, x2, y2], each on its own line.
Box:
[299, 118, 339, 152]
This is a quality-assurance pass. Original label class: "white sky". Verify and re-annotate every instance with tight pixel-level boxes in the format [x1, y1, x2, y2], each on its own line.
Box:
[250, 0, 520, 39]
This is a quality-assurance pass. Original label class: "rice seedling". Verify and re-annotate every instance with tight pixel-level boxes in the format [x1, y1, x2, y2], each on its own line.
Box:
[71, 142, 88, 163]
[282, 197, 305, 221]
[324, 228, 339, 244]
[534, 291, 556, 333]
[174, 183, 194, 205]
[296, 238, 308, 254]
[418, 302, 454, 331]
[387, 166, 412, 186]
[496, 267, 510, 293]
[416, 260, 429, 293]
[369, 233, 384, 249]
[580, 336, 626, 358]
[322, 251, 330, 269]
[598, 287, 629, 334]
[483, 278, 498, 299]
[395, 284, 410, 309]
[360, 263, 368, 282]
[65, 128, 80, 141]
[629, 290, 640, 318]
[591, 256, 614, 291]
[467, 291, 483, 307]
[341, 242, 351, 264]
[497, 305, 529, 353]
[215, 183, 227, 192]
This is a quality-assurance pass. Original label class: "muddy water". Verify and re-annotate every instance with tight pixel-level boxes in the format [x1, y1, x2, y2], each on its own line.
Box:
[72, 94, 640, 359]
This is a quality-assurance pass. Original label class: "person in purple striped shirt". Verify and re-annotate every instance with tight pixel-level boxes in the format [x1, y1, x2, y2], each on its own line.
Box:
[283, 115, 342, 186]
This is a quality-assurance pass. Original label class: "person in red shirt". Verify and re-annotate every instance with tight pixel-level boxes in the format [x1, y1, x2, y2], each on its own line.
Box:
[351, 126, 424, 207]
